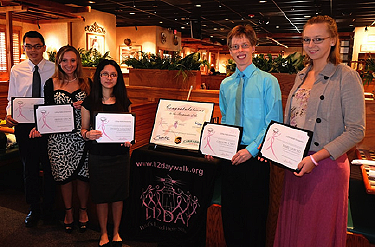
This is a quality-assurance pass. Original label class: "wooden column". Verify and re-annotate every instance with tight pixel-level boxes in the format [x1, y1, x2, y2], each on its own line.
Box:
[6, 11, 14, 73]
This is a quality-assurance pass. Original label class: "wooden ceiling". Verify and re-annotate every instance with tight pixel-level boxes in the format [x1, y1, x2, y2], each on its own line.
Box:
[1, 0, 374, 49]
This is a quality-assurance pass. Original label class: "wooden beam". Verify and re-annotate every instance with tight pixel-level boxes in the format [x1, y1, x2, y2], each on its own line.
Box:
[0, 6, 28, 13]
[6, 11, 13, 73]
[1, 0, 90, 14]
[33, 17, 85, 24]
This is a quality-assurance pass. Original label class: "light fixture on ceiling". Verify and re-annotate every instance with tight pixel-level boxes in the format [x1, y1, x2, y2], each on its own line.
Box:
[133, 0, 136, 7]
[124, 38, 132, 46]
[365, 26, 368, 32]
[266, 37, 288, 48]
[218, 1, 222, 8]
[153, 0, 157, 13]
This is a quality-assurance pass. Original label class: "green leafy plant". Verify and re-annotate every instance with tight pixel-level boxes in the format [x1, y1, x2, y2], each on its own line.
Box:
[225, 58, 236, 76]
[78, 48, 110, 67]
[123, 52, 204, 81]
[48, 51, 56, 63]
[253, 53, 273, 72]
[359, 57, 375, 85]
[252, 52, 305, 74]
[47, 48, 110, 67]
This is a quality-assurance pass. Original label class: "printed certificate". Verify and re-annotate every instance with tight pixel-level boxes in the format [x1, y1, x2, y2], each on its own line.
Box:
[35, 104, 75, 134]
[199, 123, 242, 160]
[12, 97, 44, 123]
[95, 113, 135, 143]
[259, 121, 313, 171]
[150, 99, 214, 150]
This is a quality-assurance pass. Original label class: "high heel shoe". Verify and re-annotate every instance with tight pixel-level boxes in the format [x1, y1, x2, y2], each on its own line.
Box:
[64, 207, 74, 233]
[78, 207, 89, 233]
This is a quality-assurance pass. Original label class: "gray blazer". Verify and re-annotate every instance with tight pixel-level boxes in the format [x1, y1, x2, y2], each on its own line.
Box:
[284, 63, 365, 160]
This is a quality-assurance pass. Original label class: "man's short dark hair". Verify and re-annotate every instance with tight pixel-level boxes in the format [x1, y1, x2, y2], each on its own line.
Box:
[23, 31, 45, 45]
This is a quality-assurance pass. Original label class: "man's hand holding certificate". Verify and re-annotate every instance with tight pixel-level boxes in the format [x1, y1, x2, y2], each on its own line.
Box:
[12, 97, 44, 123]
[259, 121, 313, 171]
[199, 123, 242, 160]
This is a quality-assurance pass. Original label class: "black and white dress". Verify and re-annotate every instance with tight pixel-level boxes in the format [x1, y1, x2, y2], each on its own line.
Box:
[44, 78, 89, 184]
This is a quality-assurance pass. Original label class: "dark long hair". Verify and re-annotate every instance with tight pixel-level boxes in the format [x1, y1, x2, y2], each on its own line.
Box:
[90, 59, 131, 112]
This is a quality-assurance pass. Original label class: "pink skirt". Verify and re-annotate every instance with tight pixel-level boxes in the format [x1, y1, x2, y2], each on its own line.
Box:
[274, 153, 349, 247]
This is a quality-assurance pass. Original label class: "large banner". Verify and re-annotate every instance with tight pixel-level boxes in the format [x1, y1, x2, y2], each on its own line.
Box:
[125, 145, 219, 246]
[150, 99, 214, 151]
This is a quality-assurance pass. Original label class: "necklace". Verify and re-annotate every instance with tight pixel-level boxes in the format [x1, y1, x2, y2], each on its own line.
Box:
[67, 77, 77, 83]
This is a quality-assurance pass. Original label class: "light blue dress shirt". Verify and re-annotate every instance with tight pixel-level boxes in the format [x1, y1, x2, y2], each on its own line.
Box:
[219, 63, 283, 157]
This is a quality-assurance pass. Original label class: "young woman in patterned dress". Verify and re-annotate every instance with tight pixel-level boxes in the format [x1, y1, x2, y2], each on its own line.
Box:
[30, 45, 90, 233]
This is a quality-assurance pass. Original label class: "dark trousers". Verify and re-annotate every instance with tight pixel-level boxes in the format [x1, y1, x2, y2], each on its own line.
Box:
[221, 156, 270, 247]
[15, 124, 55, 212]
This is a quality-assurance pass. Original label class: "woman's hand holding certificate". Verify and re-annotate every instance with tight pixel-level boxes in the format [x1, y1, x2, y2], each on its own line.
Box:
[94, 113, 135, 143]
[259, 121, 313, 172]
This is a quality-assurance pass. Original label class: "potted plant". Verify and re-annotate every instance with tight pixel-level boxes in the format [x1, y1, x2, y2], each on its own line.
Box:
[48, 48, 110, 79]
[123, 52, 204, 89]
[359, 57, 375, 94]
[225, 58, 236, 76]
[252, 52, 305, 74]
[48, 48, 110, 66]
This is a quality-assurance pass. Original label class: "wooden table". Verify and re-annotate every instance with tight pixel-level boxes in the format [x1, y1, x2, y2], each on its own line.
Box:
[356, 149, 375, 194]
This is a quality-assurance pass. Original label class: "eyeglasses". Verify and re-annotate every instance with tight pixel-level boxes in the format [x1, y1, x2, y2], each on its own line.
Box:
[302, 37, 331, 44]
[24, 44, 44, 50]
[230, 43, 251, 51]
[100, 72, 118, 78]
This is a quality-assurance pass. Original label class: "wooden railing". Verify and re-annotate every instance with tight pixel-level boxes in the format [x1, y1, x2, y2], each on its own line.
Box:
[130, 102, 158, 152]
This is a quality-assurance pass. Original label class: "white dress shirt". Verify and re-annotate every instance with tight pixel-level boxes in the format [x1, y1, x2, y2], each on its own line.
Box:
[6, 58, 55, 115]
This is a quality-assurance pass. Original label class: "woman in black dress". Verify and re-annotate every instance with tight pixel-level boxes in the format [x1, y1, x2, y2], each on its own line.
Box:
[81, 60, 132, 247]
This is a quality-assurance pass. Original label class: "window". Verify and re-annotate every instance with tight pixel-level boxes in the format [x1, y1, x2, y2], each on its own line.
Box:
[0, 29, 21, 71]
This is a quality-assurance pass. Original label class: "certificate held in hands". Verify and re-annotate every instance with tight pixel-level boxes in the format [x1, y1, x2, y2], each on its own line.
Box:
[94, 113, 135, 143]
[199, 122, 242, 160]
[12, 97, 44, 123]
[35, 104, 75, 134]
[259, 121, 313, 171]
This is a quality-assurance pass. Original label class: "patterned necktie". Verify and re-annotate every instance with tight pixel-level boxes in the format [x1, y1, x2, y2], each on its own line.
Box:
[234, 73, 244, 126]
[32, 65, 41, 97]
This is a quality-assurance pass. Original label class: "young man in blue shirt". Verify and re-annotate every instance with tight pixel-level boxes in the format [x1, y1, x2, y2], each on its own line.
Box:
[219, 25, 283, 246]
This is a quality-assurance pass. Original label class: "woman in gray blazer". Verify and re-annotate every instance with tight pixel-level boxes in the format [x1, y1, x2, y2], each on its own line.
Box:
[274, 15, 365, 247]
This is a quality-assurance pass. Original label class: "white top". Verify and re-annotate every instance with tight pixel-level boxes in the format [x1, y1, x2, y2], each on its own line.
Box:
[6, 58, 55, 115]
